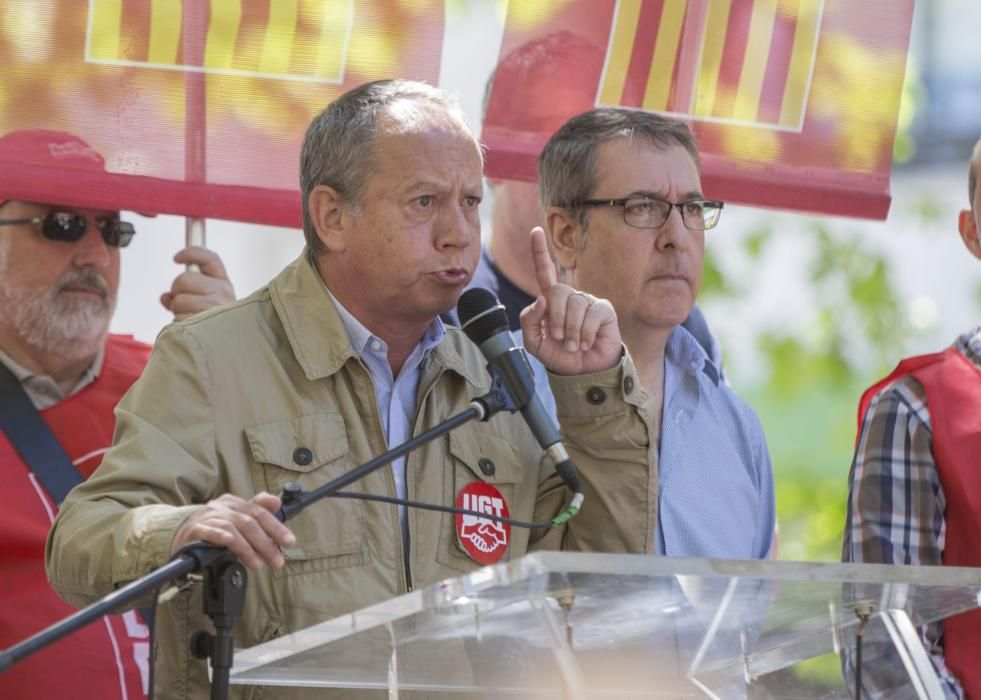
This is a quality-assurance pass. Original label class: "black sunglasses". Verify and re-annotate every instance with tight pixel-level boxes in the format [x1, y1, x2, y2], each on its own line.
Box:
[0, 211, 136, 248]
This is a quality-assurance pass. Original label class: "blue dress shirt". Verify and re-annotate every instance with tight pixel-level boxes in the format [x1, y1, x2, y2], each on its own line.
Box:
[529, 324, 774, 560]
[326, 290, 444, 559]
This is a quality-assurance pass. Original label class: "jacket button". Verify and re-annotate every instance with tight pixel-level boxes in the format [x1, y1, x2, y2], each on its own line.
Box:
[623, 376, 634, 395]
[586, 387, 606, 405]
[478, 458, 495, 477]
[292, 447, 313, 466]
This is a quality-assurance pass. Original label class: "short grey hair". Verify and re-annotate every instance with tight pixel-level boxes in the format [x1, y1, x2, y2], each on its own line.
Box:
[299, 79, 470, 252]
[969, 138, 981, 209]
[538, 108, 701, 232]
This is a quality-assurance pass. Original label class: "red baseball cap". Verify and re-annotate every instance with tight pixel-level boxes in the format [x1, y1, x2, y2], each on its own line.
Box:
[0, 130, 107, 208]
[0, 129, 105, 211]
[0, 129, 155, 216]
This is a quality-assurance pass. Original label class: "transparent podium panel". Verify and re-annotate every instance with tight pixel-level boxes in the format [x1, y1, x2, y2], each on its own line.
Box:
[230, 552, 981, 698]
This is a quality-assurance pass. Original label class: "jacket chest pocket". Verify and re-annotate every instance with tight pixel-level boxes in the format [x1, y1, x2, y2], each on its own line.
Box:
[245, 413, 367, 574]
[436, 429, 526, 572]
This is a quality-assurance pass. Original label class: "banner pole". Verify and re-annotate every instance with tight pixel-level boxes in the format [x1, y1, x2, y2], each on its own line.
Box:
[183, 3, 208, 266]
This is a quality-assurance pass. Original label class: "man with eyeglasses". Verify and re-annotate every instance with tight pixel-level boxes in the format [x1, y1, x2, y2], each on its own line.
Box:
[447, 32, 724, 378]
[528, 108, 775, 559]
[0, 129, 235, 698]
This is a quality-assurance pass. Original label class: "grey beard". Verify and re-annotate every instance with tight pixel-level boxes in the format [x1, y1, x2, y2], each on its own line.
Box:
[0, 280, 115, 361]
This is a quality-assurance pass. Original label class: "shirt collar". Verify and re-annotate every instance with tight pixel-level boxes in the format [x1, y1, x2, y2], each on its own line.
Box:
[957, 325, 981, 368]
[666, 324, 710, 375]
[325, 285, 445, 367]
[0, 345, 104, 409]
[268, 250, 488, 388]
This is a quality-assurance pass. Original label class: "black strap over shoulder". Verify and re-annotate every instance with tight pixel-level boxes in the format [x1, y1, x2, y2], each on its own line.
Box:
[0, 361, 82, 505]
[0, 361, 154, 630]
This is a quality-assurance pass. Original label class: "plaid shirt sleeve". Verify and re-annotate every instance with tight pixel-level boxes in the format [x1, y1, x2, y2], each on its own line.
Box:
[841, 376, 964, 699]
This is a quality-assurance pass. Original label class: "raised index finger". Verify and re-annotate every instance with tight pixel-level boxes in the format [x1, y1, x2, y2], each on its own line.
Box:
[530, 226, 558, 294]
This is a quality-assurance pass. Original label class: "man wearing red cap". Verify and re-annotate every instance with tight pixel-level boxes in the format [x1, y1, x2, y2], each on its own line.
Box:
[0, 130, 235, 698]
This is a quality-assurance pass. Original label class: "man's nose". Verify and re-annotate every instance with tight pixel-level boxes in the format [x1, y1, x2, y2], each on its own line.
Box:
[72, 222, 112, 268]
[435, 201, 477, 249]
[656, 206, 689, 251]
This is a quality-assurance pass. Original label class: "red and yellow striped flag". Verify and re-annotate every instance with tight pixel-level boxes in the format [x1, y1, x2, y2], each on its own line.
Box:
[598, 0, 821, 130]
[482, 0, 913, 219]
[87, 0, 354, 82]
[0, 0, 444, 226]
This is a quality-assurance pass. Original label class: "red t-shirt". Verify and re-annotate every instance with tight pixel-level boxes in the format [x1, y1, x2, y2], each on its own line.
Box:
[0, 335, 152, 699]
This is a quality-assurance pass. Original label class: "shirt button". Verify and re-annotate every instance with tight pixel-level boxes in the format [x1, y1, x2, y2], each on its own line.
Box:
[370, 340, 383, 352]
[623, 376, 635, 395]
[478, 458, 496, 477]
[292, 447, 313, 466]
[586, 387, 606, 405]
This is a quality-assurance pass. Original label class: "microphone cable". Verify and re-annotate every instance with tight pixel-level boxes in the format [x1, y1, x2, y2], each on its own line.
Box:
[328, 489, 583, 528]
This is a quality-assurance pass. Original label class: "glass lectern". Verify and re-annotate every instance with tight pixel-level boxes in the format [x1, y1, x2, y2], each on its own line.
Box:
[230, 552, 981, 698]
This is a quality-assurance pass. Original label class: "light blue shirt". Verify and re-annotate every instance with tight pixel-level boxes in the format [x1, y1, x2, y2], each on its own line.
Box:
[529, 324, 775, 560]
[326, 291, 444, 551]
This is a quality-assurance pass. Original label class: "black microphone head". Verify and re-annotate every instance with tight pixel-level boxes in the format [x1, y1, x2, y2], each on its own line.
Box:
[457, 288, 510, 345]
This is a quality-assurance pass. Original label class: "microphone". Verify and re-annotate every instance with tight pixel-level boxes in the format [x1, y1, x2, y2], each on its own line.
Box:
[457, 288, 581, 496]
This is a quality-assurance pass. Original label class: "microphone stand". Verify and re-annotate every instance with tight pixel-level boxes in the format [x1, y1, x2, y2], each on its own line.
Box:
[0, 380, 519, 700]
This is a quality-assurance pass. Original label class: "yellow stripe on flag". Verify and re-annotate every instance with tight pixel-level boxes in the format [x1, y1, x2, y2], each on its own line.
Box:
[598, 0, 643, 106]
[642, 0, 687, 112]
[779, 0, 820, 128]
[204, 0, 243, 70]
[259, 0, 298, 75]
[732, 0, 778, 122]
[693, 0, 732, 118]
[312, 0, 352, 79]
[89, 0, 123, 61]
[148, 0, 182, 65]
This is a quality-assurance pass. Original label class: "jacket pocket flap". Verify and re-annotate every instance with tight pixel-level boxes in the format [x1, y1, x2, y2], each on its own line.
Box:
[448, 430, 522, 484]
[245, 414, 349, 473]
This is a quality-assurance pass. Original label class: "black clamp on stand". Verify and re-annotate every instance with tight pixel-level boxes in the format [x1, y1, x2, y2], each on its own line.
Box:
[181, 545, 249, 700]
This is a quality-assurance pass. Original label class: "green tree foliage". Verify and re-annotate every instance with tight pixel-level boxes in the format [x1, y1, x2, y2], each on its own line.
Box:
[702, 219, 911, 564]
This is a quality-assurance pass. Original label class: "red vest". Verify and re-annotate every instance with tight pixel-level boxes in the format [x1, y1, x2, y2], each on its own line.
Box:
[859, 348, 981, 697]
[0, 335, 152, 699]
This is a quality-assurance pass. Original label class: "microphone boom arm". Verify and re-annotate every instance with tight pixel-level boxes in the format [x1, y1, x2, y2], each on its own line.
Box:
[275, 385, 517, 524]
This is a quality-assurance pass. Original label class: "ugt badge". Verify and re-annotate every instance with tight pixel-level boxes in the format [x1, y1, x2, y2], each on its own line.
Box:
[455, 481, 511, 565]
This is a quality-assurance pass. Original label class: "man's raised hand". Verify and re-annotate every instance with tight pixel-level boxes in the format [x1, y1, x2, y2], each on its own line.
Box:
[520, 227, 621, 375]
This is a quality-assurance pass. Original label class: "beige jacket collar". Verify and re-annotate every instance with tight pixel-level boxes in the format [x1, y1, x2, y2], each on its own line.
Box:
[268, 251, 486, 389]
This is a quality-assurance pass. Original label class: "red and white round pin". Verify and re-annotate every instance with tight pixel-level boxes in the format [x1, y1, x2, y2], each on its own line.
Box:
[455, 481, 511, 565]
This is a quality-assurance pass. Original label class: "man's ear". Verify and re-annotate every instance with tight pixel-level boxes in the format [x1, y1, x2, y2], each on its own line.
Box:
[544, 207, 583, 274]
[307, 185, 348, 253]
[957, 209, 981, 260]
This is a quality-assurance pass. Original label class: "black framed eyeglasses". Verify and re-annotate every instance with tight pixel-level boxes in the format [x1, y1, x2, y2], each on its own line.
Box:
[0, 211, 135, 248]
[573, 196, 724, 231]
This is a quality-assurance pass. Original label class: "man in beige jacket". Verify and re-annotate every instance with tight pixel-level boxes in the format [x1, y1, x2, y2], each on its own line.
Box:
[46, 80, 653, 698]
